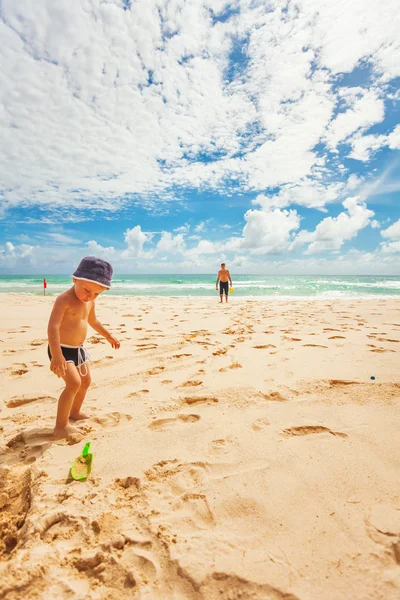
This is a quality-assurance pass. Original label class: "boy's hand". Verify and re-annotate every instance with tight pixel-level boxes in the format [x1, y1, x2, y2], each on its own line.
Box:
[50, 356, 67, 378]
[106, 334, 120, 349]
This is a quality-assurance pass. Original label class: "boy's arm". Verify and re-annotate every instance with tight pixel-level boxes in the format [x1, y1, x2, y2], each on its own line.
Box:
[228, 270, 233, 285]
[216, 272, 220, 288]
[47, 296, 68, 376]
[88, 304, 120, 349]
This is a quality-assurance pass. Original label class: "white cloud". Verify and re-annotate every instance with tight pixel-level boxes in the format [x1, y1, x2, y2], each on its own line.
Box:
[349, 134, 388, 162]
[253, 179, 344, 211]
[326, 90, 385, 151]
[188, 239, 218, 256]
[155, 232, 186, 254]
[46, 233, 81, 245]
[380, 240, 400, 254]
[381, 219, 400, 240]
[349, 124, 400, 161]
[387, 125, 400, 150]
[1, 0, 399, 217]
[378, 211, 400, 253]
[86, 240, 116, 260]
[293, 196, 375, 254]
[122, 225, 149, 257]
[194, 221, 206, 233]
[224, 207, 301, 255]
[174, 223, 190, 233]
[0, 241, 35, 267]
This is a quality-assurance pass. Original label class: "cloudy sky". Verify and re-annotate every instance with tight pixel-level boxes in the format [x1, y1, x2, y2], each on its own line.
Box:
[1, 0, 399, 274]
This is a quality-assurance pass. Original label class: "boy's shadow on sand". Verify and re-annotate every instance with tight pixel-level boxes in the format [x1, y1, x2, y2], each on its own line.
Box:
[0, 427, 82, 467]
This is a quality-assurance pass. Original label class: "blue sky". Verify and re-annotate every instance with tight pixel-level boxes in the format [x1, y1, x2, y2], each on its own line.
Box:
[0, 0, 399, 274]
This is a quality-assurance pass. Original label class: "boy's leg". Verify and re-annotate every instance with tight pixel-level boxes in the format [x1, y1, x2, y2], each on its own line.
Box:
[70, 365, 92, 420]
[54, 363, 81, 438]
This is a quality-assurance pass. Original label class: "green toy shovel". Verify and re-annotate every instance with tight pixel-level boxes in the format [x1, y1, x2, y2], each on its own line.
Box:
[71, 442, 93, 481]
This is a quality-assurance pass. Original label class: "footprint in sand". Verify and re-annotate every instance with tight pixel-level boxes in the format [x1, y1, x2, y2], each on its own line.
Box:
[148, 414, 200, 430]
[91, 412, 132, 428]
[369, 347, 395, 353]
[182, 396, 218, 406]
[179, 380, 202, 388]
[219, 361, 242, 372]
[1, 428, 54, 466]
[136, 344, 158, 351]
[6, 395, 55, 408]
[10, 363, 29, 376]
[93, 356, 114, 366]
[302, 344, 328, 348]
[208, 437, 239, 458]
[328, 336, 346, 339]
[127, 389, 150, 398]
[87, 335, 106, 345]
[253, 344, 276, 349]
[39, 512, 91, 546]
[252, 418, 270, 431]
[146, 366, 165, 375]
[180, 493, 215, 529]
[145, 459, 208, 494]
[212, 348, 228, 356]
[29, 339, 46, 347]
[258, 391, 286, 402]
[282, 425, 347, 438]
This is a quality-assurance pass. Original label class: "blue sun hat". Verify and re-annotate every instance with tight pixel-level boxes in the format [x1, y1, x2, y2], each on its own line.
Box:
[72, 256, 113, 289]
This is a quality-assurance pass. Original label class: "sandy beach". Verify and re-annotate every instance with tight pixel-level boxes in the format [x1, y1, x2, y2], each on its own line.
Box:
[1, 294, 399, 600]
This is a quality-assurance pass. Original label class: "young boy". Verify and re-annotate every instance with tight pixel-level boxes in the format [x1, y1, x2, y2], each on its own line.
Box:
[47, 256, 120, 440]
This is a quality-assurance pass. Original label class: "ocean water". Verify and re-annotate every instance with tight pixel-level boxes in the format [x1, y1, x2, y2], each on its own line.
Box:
[0, 275, 399, 298]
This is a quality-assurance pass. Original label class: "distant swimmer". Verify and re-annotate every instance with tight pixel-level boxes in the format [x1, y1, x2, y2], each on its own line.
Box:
[216, 263, 233, 303]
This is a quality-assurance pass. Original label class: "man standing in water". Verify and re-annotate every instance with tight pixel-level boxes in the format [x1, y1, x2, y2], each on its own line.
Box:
[216, 263, 233, 303]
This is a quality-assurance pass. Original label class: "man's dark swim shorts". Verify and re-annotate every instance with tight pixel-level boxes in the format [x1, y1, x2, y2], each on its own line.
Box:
[219, 281, 229, 295]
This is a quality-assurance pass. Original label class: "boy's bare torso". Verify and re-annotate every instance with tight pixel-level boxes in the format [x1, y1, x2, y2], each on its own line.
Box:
[218, 269, 231, 282]
[58, 288, 93, 346]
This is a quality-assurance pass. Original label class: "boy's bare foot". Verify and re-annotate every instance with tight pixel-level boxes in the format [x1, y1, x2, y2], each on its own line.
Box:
[69, 412, 90, 421]
[53, 424, 83, 443]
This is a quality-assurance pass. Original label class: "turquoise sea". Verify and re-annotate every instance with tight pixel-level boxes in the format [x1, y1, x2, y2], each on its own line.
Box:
[0, 275, 399, 298]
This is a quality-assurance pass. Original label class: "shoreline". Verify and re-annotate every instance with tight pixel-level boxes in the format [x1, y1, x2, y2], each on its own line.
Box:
[1, 292, 399, 300]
